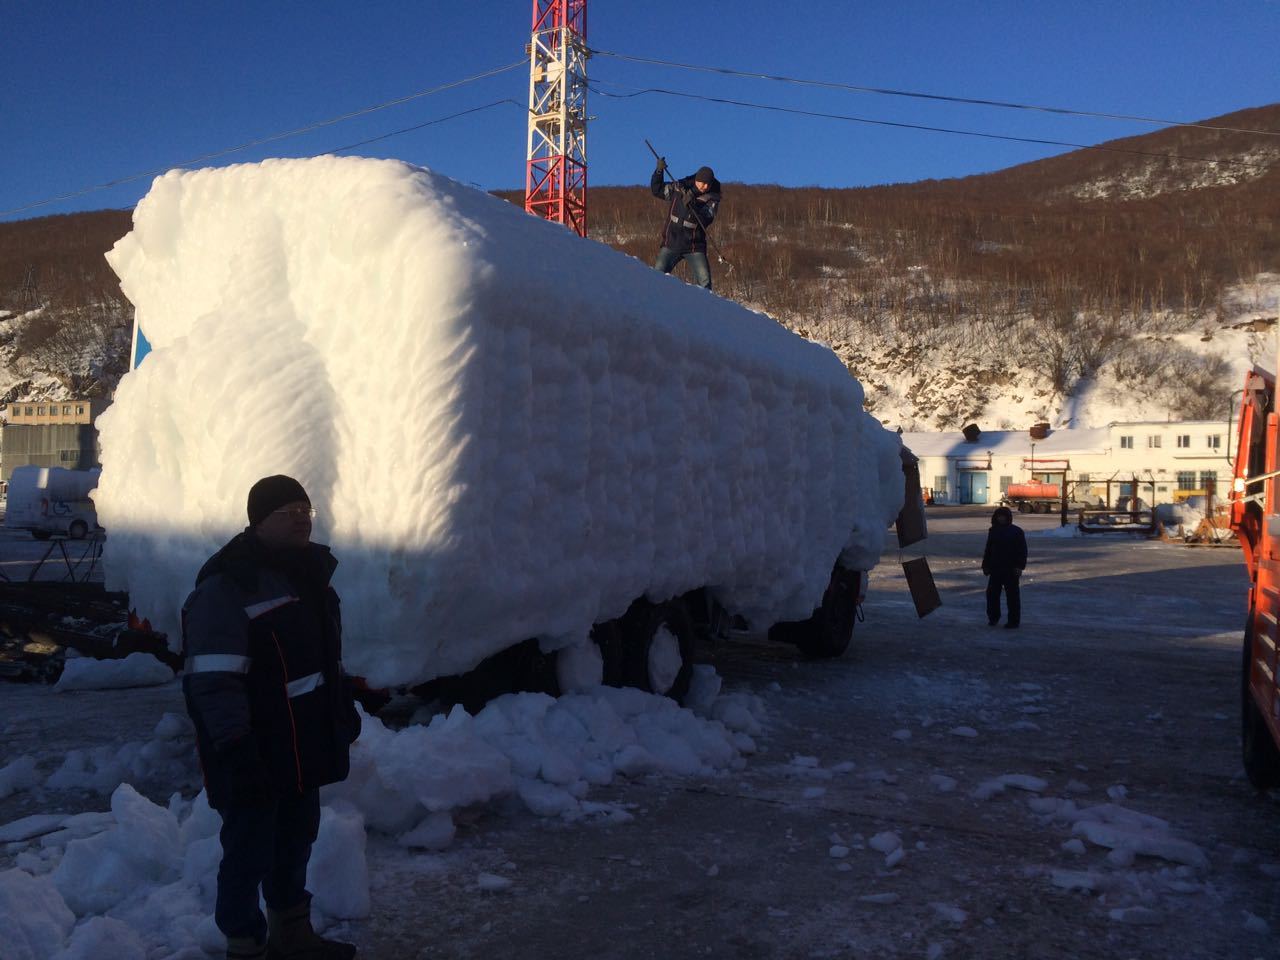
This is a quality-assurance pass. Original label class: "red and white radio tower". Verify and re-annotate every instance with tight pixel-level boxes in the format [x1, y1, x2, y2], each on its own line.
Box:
[524, 0, 588, 237]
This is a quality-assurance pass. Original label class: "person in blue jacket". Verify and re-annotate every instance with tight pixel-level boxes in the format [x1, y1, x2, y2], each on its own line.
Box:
[650, 159, 721, 290]
[982, 505, 1027, 628]
[182, 475, 361, 960]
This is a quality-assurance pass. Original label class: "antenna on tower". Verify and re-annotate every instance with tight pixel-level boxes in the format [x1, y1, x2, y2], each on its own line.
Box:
[524, 0, 588, 237]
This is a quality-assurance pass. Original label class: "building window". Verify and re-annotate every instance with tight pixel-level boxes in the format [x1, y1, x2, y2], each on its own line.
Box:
[23, 406, 32, 416]
[1207, 434, 1221, 449]
[999, 475, 1013, 493]
[1200, 471, 1217, 491]
[1077, 473, 1090, 484]
[1176, 435, 1190, 448]
[1147, 435, 1162, 448]
[933, 476, 949, 498]
[1120, 435, 1133, 449]
[36, 406, 45, 416]
[1176, 471, 1197, 490]
[61, 405, 70, 415]
[76, 405, 85, 415]
[59, 450, 80, 463]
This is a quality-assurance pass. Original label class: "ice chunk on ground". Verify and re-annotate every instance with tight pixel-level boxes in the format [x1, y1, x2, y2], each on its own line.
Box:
[307, 806, 370, 920]
[931, 902, 967, 924]
[477, 872, 513, 892]
[0, 755, 41, 799]
[53, 653, 173, 692]
[869, 831, 901, 853]
[971, 773, 1048, 800]
[0, 868, 76, 960]
[51, 916, 147, 959]
[0, 814, 67, 843]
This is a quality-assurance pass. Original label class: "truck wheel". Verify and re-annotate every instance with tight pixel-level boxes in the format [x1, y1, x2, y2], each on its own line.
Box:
[1241, 622, 1280, 789]
[69, 520, 88, 540]
[768, 564, 859, 659]
[31, 530, 51, 541]
[591, 620, 626, 688]
[620, 599, 694, 703]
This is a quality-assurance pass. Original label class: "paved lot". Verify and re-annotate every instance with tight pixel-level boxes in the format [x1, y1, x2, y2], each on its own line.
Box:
[3, 508, 1278, 959]
[360, 508, 1279, 960]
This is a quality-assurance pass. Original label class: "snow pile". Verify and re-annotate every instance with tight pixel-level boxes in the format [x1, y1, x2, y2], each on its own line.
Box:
[328, 684, 759, 829]
[98, 156, 905, 688]
[0, 680, 762, 956]
[53, 653, 174, 692]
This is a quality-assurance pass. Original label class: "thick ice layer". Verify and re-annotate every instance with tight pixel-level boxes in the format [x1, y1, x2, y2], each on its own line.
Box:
[100, 157, 904, 687]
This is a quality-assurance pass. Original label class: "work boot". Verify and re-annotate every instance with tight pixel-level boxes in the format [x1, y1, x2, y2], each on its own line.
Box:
[267, 902, 357, 959]
[227, 936, 268, 960]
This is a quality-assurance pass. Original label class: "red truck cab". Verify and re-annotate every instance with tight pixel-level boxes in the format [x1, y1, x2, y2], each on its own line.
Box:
[1229, 367, 1280, 789]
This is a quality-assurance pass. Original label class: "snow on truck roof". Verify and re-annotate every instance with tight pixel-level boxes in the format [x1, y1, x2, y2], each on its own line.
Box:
[98, 157, 905, 687]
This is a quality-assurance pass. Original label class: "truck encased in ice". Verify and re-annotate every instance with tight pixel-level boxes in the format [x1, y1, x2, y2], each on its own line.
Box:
[98, 157, 922, 700]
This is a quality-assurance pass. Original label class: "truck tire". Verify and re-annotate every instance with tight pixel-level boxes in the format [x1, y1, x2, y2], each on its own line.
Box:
[1241, 621, 1280, 790]
[69, 520, 88, 540]
[619, 599, 694, 703]
[768, 564, 859, 659]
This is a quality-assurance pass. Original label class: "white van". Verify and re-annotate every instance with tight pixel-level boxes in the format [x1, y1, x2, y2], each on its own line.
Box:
[4, 466, 102, 540]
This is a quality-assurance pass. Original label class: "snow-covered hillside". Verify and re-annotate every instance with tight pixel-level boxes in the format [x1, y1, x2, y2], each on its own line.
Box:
[818, 274, 1280, 431]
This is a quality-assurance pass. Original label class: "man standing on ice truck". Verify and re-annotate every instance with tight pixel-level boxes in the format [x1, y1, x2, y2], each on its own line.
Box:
[182, 475, 361, 960]
[651, 158, 721, 290]
[982, 505, 1027, 629]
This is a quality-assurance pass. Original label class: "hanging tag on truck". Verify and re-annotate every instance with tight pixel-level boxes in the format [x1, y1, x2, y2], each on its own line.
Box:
[901, 556, 941, 618]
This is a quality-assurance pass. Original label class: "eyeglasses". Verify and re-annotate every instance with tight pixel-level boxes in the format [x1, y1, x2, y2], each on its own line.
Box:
[271, 506, 317, 520]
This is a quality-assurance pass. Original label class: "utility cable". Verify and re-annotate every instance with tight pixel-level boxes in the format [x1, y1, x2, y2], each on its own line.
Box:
[325, 99, 524, 155]
[1, 59, 527, 218]
[590, 81, 1270, 169]
[590, 48, 1280, 138]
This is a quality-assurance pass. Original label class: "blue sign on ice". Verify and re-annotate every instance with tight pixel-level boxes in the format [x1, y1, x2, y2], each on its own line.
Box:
[132, 326, 152, 369]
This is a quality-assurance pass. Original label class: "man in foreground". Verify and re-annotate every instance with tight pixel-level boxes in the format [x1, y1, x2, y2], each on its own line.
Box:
[182, 475, 361, 960]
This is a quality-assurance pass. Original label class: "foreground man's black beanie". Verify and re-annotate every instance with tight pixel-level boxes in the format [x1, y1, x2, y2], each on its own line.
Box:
[247, 475, 310, 527]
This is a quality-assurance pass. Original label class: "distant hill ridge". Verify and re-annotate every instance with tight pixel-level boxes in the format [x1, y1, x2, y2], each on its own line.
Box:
[1, 103, 1278, 427]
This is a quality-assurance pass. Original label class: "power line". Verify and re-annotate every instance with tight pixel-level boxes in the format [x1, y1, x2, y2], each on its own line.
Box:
[590, 48, 1280, 138]
[326, 99, 524, 155]
[2, 59, 527, 218]
[589, 81, 1270, 169]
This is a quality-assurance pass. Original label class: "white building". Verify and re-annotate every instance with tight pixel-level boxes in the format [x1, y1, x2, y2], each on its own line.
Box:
[902, 420, 1234, 507]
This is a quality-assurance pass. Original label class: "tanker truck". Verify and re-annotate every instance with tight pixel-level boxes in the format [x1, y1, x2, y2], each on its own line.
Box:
[1002, 480, 1062, 514]
[97, 157, 924, 705]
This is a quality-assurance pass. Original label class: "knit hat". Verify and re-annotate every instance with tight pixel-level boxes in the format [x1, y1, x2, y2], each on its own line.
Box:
[694, 166, 715, 184]
[247, 475, 310, 527]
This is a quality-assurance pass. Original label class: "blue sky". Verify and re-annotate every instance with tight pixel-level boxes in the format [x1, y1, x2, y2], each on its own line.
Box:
[4, 1, 1278, 222]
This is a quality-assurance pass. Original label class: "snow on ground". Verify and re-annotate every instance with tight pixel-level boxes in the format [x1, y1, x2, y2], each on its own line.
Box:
[97, 156, 905, 690]
[0, 674, 764, 959]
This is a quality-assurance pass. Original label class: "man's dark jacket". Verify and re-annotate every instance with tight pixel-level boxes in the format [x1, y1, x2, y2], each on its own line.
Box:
[181, 532, 360, 810]
[982, 506, 1028, 574]
[651, 171, 721, 254]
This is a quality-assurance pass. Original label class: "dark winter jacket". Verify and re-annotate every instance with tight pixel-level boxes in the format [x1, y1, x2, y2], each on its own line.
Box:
[982, 506, 1027, 575]
[651, 171, 721, 254]
[181, 531, 360, 810]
